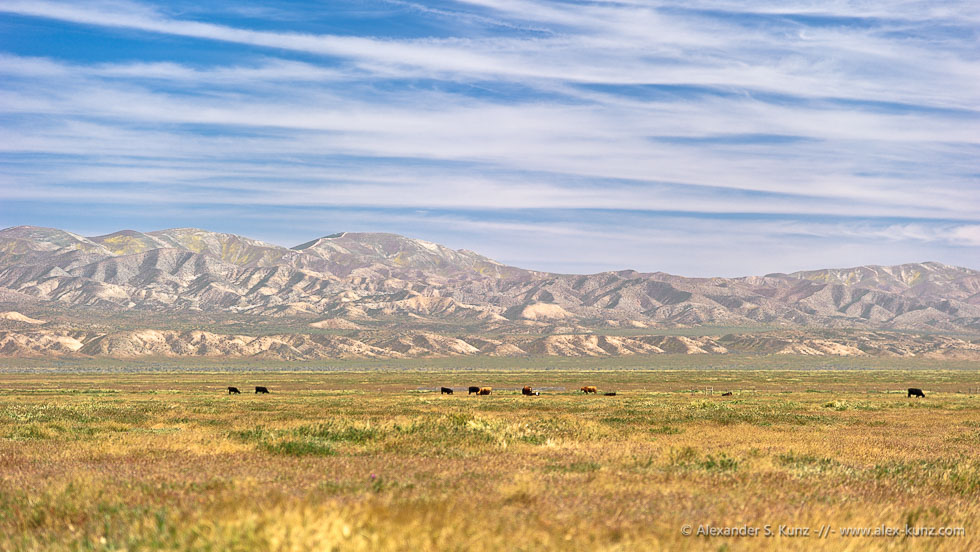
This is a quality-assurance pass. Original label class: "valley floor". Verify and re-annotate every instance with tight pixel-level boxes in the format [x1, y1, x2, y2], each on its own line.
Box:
[1, 366, 979, 551]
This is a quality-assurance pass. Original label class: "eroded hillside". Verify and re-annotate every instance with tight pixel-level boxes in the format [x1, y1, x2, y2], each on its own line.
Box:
[1, 225, 978, 360]
[1, 328, 978, 360]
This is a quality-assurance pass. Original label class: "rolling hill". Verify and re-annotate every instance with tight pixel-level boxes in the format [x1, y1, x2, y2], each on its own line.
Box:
[1, 225, 978, 359]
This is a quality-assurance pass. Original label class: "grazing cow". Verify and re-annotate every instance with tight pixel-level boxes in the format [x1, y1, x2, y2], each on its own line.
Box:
[468, 386, 480, 395]
[603, 392, 617, 396]
[227, 386, 241, 395]
[721, 391, 733, 397]
[580, 386, 598, 394]
[522, 386, 533, 396]
[908, 388, 925, 398]
[477, 387, 492, 396]
[255, 386, 270, 394]
[441, 387, 454, 395]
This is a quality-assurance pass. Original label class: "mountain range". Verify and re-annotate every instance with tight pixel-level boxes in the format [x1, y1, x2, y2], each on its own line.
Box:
[1, 225, 978, 360]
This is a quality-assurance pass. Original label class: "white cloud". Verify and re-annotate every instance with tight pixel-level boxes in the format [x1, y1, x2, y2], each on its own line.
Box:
[0, 0, 977, 274]
[1, 1, 977, 106]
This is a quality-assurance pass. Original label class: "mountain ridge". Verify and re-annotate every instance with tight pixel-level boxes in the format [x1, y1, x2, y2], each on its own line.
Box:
[1, 226, 978, 337]
[8, 226, 966, 278]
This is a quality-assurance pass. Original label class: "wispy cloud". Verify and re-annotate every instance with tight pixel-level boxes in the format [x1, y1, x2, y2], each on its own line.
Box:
[0, 0, 977, 274]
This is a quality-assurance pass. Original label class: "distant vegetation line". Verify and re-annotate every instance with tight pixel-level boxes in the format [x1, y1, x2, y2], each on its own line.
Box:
[1, 354, 976, 374]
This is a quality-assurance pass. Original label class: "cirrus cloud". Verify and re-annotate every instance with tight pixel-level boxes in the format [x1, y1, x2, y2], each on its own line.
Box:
[0, 0, 977, 274]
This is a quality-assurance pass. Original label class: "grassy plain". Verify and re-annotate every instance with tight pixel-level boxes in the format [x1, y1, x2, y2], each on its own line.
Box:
[1, 359, 979, 551]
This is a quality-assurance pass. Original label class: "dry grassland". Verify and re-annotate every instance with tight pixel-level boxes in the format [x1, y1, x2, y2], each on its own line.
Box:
[1, 366, 979, 551]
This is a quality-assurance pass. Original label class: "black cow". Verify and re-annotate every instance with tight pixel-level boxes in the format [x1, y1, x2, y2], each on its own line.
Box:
[468, 386, 480, 395]
[603, 392, 617, 396]
[721, 391, 733, 397]
[228, 386, 241, 395]
[441, 387, 454, 395]
[908, 388, 925, 398]
[255, 386, 270, 394]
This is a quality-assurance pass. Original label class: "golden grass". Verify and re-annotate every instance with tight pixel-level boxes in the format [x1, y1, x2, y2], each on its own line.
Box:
[0, 369, 978, 551]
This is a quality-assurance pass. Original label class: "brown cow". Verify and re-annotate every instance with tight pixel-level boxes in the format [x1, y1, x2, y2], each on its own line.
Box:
[522, 386, 533, 396]
[477, 387, 492, 396]
[580, 386, 597, 394]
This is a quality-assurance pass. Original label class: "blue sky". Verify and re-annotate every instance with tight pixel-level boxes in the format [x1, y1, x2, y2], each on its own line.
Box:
[0, 0, 977, 276]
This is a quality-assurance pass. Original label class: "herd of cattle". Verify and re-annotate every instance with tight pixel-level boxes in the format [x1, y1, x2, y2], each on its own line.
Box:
[225, 385, 928, 397]
[227, 386, 268, 394]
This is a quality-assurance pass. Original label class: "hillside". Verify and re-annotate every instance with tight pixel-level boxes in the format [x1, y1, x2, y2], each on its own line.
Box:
[1, 328, 978, 361]
[1, 225, 979, 360]
[2, 226, 978, 333]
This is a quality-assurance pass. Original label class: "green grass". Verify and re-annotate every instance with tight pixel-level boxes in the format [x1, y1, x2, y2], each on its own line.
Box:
[0, 367, 979, 551]
[4, 353, 979, 373]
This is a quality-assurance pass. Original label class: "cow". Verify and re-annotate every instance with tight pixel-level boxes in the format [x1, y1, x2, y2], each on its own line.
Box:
[908, 388, 925, 398]
[721, 391, 733, 397]
[255, 386, 270, 394]
[477, 387, 492, 396]
[522, 386, 533, 396]
[227, 386, 241, 395]
[441, 387, 454, 395]
[580, 386, 598, 394]
[603, 392, 617, 396]
[532, 391, 540, 396]
[468, 386, 480, 395]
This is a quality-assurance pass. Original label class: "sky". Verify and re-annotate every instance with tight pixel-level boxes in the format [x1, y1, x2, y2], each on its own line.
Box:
[0, 0, 977, 276]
